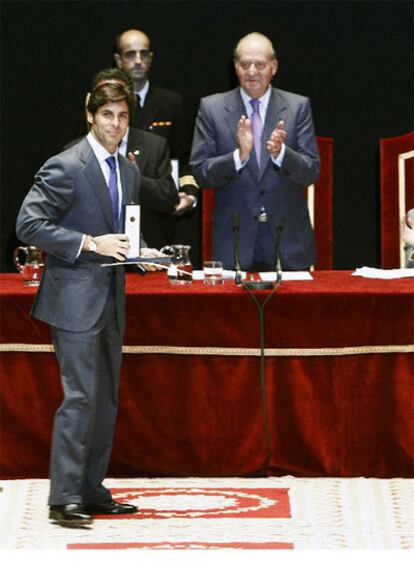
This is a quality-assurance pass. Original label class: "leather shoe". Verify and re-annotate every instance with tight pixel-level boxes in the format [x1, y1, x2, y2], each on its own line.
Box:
[49, 504, 93, 527]
[83, 500, 138, 515]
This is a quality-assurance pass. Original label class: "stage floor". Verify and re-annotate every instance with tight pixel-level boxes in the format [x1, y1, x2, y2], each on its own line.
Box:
[1, 476, 413, 550]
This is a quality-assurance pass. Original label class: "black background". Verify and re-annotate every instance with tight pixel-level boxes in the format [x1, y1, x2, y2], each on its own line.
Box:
[1, 0, 413, 271]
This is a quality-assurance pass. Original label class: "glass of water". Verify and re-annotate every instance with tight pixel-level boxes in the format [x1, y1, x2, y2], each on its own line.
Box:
[203, 261, 223, 285]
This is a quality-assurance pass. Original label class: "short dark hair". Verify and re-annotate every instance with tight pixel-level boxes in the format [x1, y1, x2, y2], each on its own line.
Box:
[86, 82, 136, 117]
[92, 68, 132, 89]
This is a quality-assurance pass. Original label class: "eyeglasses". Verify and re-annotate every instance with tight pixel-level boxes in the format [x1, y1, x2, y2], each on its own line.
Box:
[237, 60, 269, 71]
[122, 49, 151, 61]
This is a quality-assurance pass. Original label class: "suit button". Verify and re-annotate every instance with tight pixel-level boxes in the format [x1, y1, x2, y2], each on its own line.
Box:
[260, 190, 265, 195]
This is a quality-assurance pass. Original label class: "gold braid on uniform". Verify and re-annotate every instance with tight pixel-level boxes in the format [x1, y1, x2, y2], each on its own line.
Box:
[179, 175, 199, 189]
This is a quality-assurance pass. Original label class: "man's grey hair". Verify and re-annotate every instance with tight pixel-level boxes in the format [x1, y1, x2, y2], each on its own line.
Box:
[233, 32, 277, 61]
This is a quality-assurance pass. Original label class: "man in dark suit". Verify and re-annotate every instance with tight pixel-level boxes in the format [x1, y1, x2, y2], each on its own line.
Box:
[113, 29, 201, 263]
[190, 32, 320, 271]
[16, 83, 161, 528]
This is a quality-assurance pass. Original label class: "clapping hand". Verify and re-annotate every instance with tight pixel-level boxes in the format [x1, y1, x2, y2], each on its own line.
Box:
[267, 120, 286, 158]
[237, 115, 254, 162]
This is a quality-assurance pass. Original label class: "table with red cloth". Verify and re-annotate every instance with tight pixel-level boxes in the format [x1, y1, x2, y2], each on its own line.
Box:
[0, 271, 413, 478]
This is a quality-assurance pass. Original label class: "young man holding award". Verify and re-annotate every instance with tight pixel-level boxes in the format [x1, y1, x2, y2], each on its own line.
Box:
[16, 82, 161, 527]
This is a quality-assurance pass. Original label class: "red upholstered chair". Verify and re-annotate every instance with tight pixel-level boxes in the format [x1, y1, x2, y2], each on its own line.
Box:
[202, 136, 334, 269]
[380, 131, 414, 268]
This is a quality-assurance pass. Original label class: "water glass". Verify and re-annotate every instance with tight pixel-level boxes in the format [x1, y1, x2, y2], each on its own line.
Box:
[203, 261, 223, 285]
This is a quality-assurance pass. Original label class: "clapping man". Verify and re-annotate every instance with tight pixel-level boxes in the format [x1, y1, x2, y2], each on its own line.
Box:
[190, 32, 320, 271]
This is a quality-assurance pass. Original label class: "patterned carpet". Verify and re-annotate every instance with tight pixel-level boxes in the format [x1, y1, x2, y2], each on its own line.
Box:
[0, 477, 413, 550]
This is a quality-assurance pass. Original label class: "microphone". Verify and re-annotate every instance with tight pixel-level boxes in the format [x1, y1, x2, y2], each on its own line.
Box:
[232, 211, 242, 285]
[274, 223, 284, 286]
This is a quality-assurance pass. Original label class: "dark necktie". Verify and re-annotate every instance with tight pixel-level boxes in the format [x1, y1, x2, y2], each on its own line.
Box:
[105, 155, 119, 231]
[135, 93, 142, 117]
[250, 98, 263, 163]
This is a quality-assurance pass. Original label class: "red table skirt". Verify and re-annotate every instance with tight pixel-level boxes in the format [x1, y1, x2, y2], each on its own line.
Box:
[1, 272, 413, 478]
[1, 351, 412, 478]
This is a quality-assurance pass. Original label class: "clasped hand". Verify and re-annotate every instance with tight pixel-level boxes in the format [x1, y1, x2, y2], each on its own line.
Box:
[175, 192, 195, 216]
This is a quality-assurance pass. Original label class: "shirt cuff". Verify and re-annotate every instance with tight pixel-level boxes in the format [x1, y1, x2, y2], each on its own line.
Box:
[77, 235, 86, 258]
[234, 149, 249, 172]
[271, 143, 286, 167]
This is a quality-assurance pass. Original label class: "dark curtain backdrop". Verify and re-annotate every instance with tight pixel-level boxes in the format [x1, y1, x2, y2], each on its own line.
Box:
[1, 0, 413, 271]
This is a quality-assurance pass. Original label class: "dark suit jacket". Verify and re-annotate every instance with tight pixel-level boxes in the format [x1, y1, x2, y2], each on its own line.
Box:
[132, 84, 198, 198]
[126, 127, 179, 248]
[16, 137, 141, 334]
[190, 87, 320, 270]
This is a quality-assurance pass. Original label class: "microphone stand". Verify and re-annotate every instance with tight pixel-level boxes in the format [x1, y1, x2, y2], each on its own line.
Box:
[242, 223, 284, 474]
[232, 212, 243, 285]
[274, 224, 284, 287]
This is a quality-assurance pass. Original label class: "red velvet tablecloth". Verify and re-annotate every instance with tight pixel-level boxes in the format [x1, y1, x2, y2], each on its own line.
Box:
[1, 272, 413, 478]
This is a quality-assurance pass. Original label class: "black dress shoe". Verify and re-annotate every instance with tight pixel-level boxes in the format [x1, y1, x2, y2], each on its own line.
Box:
[84, 500, 138, 515]
[49, 504, 93, 527]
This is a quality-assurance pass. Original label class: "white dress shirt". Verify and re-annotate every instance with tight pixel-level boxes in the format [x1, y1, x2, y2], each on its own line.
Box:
[234, 86, 286, 170]
[77, 133, 123, 255]
[86, 132, 123, 213]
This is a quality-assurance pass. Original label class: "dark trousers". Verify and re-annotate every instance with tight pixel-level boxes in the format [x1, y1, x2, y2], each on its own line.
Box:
[48, 295, 122, 505]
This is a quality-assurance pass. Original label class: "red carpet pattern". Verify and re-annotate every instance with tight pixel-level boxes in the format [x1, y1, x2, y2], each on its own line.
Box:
[94, 486, 291, 519]
[0, 477, 413, 549]
[68, 541, 292, 550]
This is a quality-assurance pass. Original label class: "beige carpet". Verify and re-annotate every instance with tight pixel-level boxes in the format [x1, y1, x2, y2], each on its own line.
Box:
[0, 477, 413, 550]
